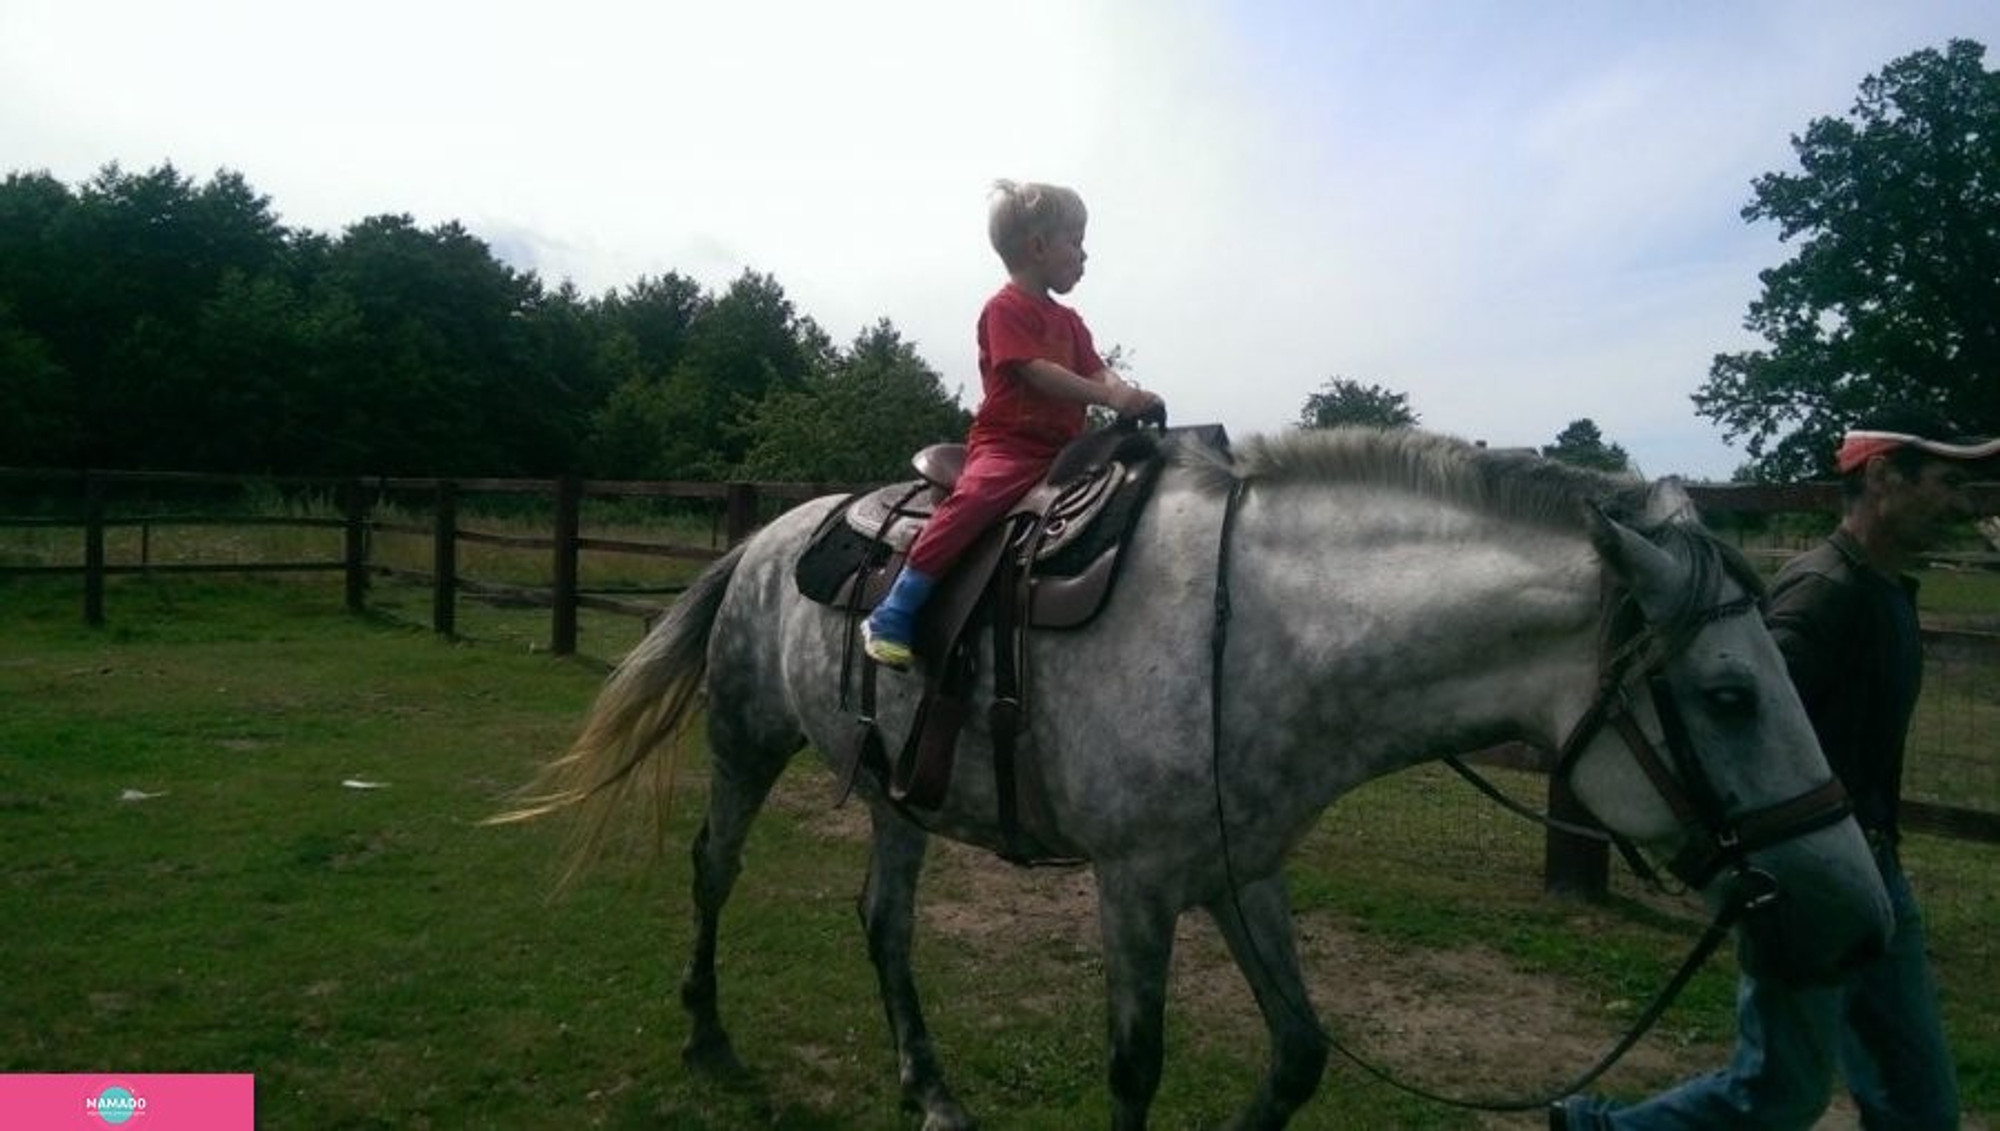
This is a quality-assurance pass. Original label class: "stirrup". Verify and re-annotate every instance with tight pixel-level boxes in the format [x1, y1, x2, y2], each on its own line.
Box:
[861, 622, 913, 671]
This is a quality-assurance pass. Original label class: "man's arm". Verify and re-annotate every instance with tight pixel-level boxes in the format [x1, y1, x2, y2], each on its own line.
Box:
[1764, 569, 1852, 704]
[1015, 359, 1157, 415]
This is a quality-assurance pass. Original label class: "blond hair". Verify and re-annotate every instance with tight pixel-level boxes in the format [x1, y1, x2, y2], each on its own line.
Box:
[988, 180, 1087, 268]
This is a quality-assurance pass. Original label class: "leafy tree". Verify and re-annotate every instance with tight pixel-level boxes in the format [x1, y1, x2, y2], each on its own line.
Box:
[0, 171, 75, 334]
[1695, 39, 2000, 481]
[572, 274, 716, 477]
[0, 164, 294, 468]
[1540, 418, 1631, 472]
[0, 162, 981, 483]
[312, 213, 557, 475]
[181, 270, 331, 472]
[734, 319, 969, 483]
[0, 302, 75, 466]
[620, 270, 829, 478]
[599, 272, 709, 376]
[503, 280, 625, 476]
[0, 173, 80, 465]
[1297, 377, 1419, 429]
[584, 374, 680, 479]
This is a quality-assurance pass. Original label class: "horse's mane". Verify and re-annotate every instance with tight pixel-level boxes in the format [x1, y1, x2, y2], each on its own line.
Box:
[1172, 426, 1768, 645]
[1175, 426, 1654, 530]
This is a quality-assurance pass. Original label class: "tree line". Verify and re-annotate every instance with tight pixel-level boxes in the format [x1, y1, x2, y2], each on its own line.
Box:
[0, 164, 967, 482]
[1296, 377, 1632, 471]
[0, 40, 1990, 484]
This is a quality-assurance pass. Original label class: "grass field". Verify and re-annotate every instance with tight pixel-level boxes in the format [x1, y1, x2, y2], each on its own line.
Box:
[0, 569, 1993, 1129]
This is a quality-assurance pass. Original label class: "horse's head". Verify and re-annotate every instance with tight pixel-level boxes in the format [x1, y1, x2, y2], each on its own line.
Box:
[1564, 485, 1891, 984]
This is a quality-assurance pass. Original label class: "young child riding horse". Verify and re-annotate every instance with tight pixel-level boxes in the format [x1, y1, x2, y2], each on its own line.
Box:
[862, 180, 1165, 669]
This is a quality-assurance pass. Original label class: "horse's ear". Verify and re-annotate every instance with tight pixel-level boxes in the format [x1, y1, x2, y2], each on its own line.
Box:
[1640, 477, 1696, 527]
[1587, 502, 1682, 621]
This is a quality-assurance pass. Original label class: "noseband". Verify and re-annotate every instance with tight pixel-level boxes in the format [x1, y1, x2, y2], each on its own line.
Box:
[1550, 587, 1853, 893]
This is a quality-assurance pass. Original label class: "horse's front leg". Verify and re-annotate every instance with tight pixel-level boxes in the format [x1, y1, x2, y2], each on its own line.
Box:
[1203, 871, 1327, 1130]
[858, 805, 974, 1131]
[1096, 866, 1180, 1131]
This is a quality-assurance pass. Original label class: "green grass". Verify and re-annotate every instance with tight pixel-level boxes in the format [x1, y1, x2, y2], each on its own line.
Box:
[0, 575, 1993, 1129]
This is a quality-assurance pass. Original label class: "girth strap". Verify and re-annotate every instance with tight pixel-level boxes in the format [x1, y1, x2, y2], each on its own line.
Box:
[989, 523, 1028, 860]
[833, 648, 885, 807]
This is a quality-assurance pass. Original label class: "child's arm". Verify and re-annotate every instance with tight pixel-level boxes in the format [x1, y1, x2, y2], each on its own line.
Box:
[1016, 360, 1162, 416]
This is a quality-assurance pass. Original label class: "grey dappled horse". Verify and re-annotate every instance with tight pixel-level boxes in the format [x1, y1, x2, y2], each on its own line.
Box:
[515, 428, 1891, 1130]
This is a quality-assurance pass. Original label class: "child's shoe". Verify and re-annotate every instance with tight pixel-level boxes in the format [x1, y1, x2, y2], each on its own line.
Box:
[862, 567, 935, 671]
[860, 620, 914, 670]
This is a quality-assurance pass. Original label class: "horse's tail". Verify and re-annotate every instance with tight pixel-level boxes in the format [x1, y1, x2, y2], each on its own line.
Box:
[489, 541, 747, 871]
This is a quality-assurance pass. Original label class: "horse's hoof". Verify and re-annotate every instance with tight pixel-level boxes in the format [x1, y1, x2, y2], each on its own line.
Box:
[681, 1032, 748, 1080]
[906, 1085, 976, 1131]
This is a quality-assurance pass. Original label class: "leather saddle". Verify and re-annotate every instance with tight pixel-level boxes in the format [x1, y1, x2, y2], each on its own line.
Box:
[795, 425, 1161, 630]
[793, 423, 1225, 863]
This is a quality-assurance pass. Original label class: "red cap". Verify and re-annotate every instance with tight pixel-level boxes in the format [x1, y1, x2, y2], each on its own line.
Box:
[1836, 429, 2000, 474]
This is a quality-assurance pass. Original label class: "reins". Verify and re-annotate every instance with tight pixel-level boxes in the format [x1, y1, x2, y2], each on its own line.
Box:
[1439, 753, 1670, 892]
[1201, 482, 1793, 1113]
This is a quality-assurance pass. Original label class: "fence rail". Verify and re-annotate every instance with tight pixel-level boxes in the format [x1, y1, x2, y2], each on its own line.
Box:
[3, 466, 1993, 898]
[0, 469, 861, 643]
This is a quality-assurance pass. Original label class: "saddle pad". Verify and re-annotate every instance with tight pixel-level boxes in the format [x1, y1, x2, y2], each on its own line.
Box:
[795, 510, 881, 605]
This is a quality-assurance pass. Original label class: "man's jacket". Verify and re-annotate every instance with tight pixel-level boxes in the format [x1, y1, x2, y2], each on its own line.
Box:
[1764, 529, 1923, 842]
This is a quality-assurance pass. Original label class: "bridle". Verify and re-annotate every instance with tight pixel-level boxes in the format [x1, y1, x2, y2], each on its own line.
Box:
[1205, 484, 1860, 1110]
[1548, 574, 1853, 898]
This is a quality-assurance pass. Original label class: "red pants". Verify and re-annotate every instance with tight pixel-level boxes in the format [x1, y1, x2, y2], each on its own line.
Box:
[906, 439, 1054, 577]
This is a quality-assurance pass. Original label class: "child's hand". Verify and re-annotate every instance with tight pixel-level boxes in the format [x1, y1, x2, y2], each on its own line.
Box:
[1108, 383, 1164, 419]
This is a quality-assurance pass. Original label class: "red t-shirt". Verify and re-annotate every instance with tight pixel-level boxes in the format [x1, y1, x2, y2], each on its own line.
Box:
[970, 283, 1107, 455]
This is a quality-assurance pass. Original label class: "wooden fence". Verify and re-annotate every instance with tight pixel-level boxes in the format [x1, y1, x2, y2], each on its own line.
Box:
[2, 468, 1994, 897]
[0, 468, 851, 644]
[352, 474, 850, 651]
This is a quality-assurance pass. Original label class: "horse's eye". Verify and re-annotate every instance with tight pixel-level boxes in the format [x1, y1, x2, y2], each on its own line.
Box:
[1704, 686, 1757, 719]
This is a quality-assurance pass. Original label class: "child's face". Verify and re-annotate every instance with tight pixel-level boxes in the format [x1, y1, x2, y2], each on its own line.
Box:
[1024, 224, 1088, 295]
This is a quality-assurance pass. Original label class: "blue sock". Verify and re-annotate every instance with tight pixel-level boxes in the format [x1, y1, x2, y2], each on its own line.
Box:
[866, 567, 935, 645]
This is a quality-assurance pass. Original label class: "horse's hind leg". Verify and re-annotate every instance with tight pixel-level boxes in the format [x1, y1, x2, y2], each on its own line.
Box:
[858, 805, 974, 1131]
[1203, 872, 1328, 1130]
[679, 727, 797, 1077]
[1096, 867, 1180, 1131]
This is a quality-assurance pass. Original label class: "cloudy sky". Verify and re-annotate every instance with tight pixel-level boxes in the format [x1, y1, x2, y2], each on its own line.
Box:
[4, 1, 1995, 479]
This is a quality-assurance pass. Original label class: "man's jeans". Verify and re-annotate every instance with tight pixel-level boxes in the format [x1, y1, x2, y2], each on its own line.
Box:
[1571, 848, 1958, 1130]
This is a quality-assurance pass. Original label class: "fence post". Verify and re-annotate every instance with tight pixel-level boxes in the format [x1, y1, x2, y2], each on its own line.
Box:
[342, 479, 369, 614]
[1542, 773, 1610, 900]
[83, 473, 106, 628]
[432, 480, 457, 639]
[551, 475, 581, 656]
[724, 482, 758, 546]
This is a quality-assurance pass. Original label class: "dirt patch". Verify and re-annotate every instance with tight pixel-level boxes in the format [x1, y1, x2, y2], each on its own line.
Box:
[914, 839, 1714, 1129]
[765, 771, 1897, 1130]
